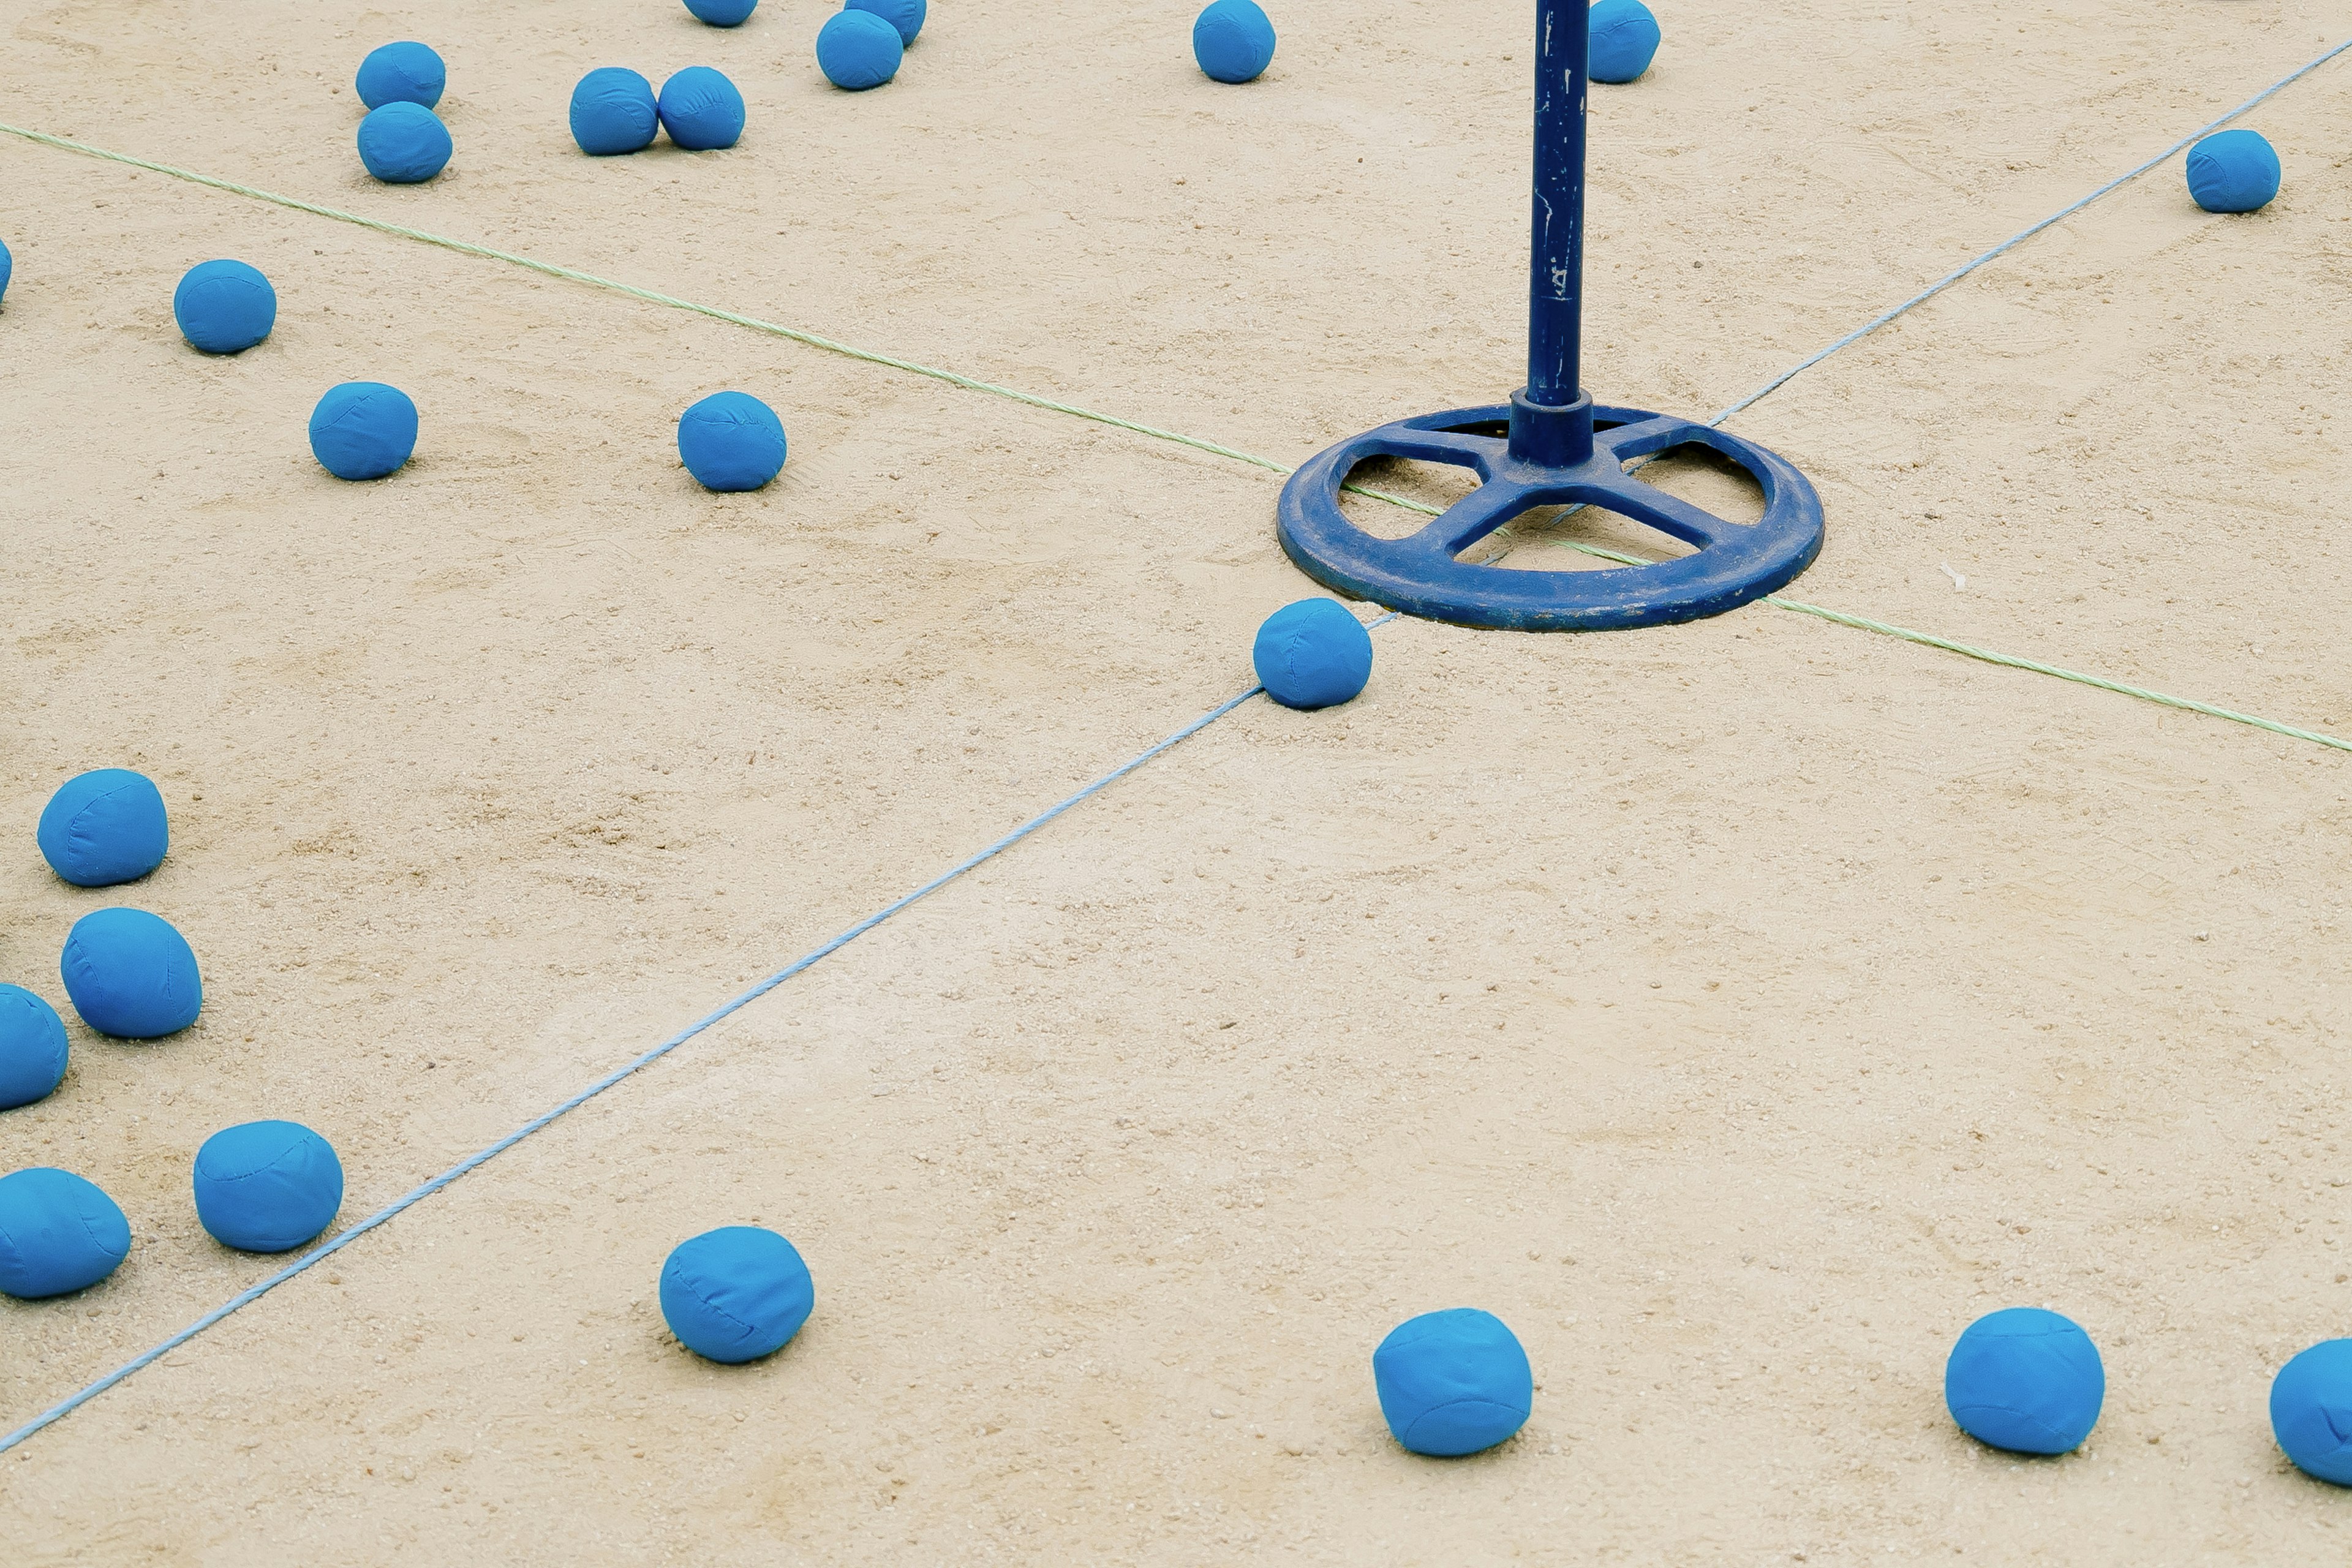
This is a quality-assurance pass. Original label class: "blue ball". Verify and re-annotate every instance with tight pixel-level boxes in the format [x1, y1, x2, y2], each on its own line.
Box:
[309, 382, 418, 481]
[685, 0, 759, 23]
[678, 391, 787, 491]
[658, 67, 747, 151]
[60, 908, 202, 1040]
[1252, 598, 1373, 709]
[1193, 0, 1276, 84]
[1, 238, 14, 305]
[2272, 1340, 2352, 1485]
[356, 102, 452, 184]
[0, 1168, 130, 1298]
[660, 1226, 814, 1362]
[1373, 1308, 1533, 1457]
[172, 259, 276, 355]
[1945, 1306, 2105, 1455]
[192, 1120, 344, 1253]
[816, 10, 904, 91]
[0, 986, 68, 1112]
[848, 0, 927, 47]
[37, 768, 168, 888]
[1588, 0, 1661, 84]
[356, 41, 446, 110]
[2187, 128, 2280, 214]
[570, 67, 660, 156]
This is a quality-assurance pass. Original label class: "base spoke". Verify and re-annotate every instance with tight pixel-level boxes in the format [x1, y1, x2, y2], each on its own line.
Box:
[1363, 424, 1508, 472]
[1413, 478, 1540, 557]
[1591, 414, 1689, 458]
[1586, 470, 1738, 551]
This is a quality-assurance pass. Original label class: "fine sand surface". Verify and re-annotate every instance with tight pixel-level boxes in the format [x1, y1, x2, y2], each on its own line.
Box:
[6, 0, 2352, 1561]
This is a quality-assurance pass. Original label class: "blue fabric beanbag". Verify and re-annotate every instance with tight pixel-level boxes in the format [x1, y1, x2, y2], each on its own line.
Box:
[2186, 129, 2280, 214]
[816, 10, 904, 91]
[1588, 0, 1661, 84]
[660, 1226, 815, 1362]
[357, 102, 453, 184]
[0, 986, 69, 1111]
[1252, 598, 1373, 709]
[2272, 1340, 2352, 1485]
[38, 768, 168, 887]
[0, 1168, 130, 1298]
[59, 908, 202, 1039]
[193, 1121, 344, 1253]
[356, 42, 447, 110]
[570, 67, 660, 156]
[173, 259, 276, 355]
[685, 0, 759, 23]
[309, 382, 418, 481]
[658, 67, 747, 151]
[678, 391, 787, 490]
[1373, 1308, 1533, 1457]
[1193, 0, 1276, 85]
[1945, 1306, 2105, 1455]
[848, 0, 927, 47]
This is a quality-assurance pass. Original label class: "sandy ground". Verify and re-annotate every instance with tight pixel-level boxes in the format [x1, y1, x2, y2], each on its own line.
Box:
[5, 0, 2352, 1561]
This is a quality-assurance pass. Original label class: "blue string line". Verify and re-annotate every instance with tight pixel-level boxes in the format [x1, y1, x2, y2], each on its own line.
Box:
[0, 677, 1284, 1455]
[1708, 32, 2352, 426]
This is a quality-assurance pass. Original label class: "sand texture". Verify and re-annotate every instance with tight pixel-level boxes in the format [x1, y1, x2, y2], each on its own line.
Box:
[6, 0, 2352, 1562]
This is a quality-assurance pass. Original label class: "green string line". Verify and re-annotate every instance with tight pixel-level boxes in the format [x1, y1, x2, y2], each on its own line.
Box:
[1757, 597, 2352, 753]
[4, 121, 2343, 759]
[1532, 539, 2352, 752]
[0, 123, 1444, 513]
[0, 124, 1291, 477]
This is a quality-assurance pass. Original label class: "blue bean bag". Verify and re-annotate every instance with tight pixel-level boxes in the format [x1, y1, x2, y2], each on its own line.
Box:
[1373, 1308, 1533, 1457]
[59, 908, 202, 1040]
[357, 102, 453, 184]
[816, 10, 904, 91]
[678, 391, 787, 490]
[0, 986, 69, 1111]
[658, 67, 747, 151]
[2272, 1340, 2352, 1485]
[0, 1167, 130, 1298]
[1945, 1306, 2105, 1455]
[1193, 0, 1276, 84]
[1252, 598, 1373, 709]
[37, 768, 168, 887]
[356, 42, 447, 110]
[660, 1226, 814, 1362]
[1588, 0, 1661, 84]
[0, 238, 12, 305]
[172, 259, 276, 355]
[193, 1120, 345, 1253]
[2186, 129, 2280, 214]
[685, 0, 759, 23]
[570, 67, 660, 156]
[848, 0, 927, 47]
[309, 382, 418, 481]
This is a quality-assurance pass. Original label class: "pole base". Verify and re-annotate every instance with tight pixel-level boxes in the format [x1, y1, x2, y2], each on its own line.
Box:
[1506, 386, 1594, 467]
[1275, 401, 1825, 632]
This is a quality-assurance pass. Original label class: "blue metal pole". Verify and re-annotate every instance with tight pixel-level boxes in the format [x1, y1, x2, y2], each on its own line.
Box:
[1527, 0, 1586, 407]
[1509, 1, 1593, 467]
